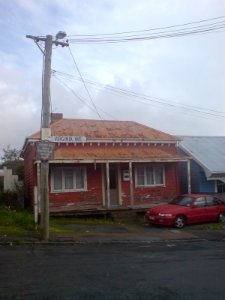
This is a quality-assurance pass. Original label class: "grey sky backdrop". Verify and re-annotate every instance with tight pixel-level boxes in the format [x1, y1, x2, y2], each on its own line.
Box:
[0, 0, 225, 158]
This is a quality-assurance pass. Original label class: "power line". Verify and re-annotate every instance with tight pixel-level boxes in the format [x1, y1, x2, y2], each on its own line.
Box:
[68, 16, 225, 44]
[69, 26, 225, 44]
[68, 16, 225, 37]
[53, 70, 225, 119]
[54, 72, 221, 122]
[68, 46, 103, 120]
[53, 73, 117, 120]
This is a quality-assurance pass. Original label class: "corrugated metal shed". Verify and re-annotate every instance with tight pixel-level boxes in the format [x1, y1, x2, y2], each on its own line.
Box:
[179, 136, 225, 178]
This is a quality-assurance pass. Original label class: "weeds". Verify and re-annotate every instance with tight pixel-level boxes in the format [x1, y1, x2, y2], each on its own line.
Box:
[0, 205, 36, 234]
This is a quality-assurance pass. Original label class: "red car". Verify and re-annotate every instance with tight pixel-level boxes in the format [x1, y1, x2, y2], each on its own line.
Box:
[145, 194, 225, 228]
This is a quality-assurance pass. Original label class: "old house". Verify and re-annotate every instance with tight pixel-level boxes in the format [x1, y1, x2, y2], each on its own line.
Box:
[22, 114, 189, 213]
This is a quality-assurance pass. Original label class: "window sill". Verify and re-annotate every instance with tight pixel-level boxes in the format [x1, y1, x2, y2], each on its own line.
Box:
[51, 189, 87, 193]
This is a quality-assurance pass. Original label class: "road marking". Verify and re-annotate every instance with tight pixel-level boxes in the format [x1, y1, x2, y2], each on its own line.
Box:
[166, 244, 176, 247]
[168, 230, 181, 234]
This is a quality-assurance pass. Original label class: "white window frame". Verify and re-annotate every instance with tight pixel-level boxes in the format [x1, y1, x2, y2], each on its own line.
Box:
[135, 164, 165, 187]
[51, 166, 87, 193]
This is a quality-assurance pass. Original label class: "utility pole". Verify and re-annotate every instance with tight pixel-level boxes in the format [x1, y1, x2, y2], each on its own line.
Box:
[26, 32, 69, 240]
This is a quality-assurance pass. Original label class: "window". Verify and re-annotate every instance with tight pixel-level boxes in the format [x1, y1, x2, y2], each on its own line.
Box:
[51, 167, 86, 192]
[205, 196, 214, 207]
[217, 180, 225, 193]
[170, 196, 194, 206]
[195, 197, 206, 207]
[135, 164, 165, 187]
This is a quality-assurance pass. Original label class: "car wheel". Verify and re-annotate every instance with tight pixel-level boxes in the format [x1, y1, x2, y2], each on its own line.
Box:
[218, 212, 225, 223]
[174, 215, 186, 229]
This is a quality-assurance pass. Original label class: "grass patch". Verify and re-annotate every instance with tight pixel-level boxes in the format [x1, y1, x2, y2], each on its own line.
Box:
[0, 207, 127, 237]
[49, 216, 127, 235]
[0, 205, 37, 235]
[49, 225, 89, 235]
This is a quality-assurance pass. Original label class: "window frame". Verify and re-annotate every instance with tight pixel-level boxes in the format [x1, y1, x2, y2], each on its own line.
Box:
[135, 164, 165, 187]
[51, 166, 87, 193]
[217, 180, 225, 193]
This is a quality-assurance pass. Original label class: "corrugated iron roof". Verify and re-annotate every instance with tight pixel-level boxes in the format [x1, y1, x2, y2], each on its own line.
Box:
[53, 145, 186, 161]
[179, 136, 225, 175]
[30, 119, 178, 142]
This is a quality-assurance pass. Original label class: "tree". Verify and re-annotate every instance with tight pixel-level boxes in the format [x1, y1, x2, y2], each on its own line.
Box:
[1, 145, 22, 162]
[1, 145, 24, 181]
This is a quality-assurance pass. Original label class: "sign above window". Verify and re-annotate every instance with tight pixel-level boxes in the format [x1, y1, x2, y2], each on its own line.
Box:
[50, 136, 87, 143]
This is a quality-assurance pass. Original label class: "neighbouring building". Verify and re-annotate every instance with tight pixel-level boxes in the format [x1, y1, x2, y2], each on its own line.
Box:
[0, 166, 19, 192]
[178, 136, 225, 194]
[22, 114, 189, 213]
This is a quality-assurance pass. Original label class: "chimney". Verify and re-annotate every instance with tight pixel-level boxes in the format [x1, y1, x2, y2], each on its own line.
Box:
[51, 113, 63, 124]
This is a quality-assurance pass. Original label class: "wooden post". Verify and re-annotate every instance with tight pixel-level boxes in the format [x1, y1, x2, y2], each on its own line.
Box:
[40, 161, 49, 240]
[129, 161, 134, 208]
[37, 162, 41, 217]
[101, 164, 105, 207]
[118, 164, 122, 205]
[106, 162, 110, 209]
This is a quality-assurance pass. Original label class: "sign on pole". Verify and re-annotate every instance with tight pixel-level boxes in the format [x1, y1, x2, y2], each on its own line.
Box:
[36, 142, 55, 161]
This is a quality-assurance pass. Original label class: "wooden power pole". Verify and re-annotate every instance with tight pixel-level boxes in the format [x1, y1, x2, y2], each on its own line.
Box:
[26, 32, 69, 240]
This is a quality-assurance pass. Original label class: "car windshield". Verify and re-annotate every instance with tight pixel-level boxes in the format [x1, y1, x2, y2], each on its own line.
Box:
[169, 196, 194, 206]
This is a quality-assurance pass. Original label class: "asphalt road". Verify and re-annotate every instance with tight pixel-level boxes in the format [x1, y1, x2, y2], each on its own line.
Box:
[0, 241, 225, 300]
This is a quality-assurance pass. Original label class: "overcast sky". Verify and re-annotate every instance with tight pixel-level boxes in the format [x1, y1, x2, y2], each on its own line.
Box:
[0, 0, 225, 158]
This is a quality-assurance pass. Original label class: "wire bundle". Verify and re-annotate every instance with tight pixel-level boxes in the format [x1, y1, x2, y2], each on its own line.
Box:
[68, 16, 225, 44]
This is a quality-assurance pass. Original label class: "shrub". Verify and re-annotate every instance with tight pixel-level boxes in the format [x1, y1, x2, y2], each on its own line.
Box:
[0, 190, 23, 210]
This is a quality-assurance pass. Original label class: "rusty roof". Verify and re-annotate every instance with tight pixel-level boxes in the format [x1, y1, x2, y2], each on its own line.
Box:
[30, 119, 178, 142]
[52, 145, 187, 161]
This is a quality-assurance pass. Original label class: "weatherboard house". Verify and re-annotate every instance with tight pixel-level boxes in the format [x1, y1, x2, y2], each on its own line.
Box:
[178, 136, 225, 194]
[22, 114, 189, 213]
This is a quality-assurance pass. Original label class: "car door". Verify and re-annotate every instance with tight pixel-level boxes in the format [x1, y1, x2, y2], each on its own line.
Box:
[204, 196, 222, 221]
[189, 197, 207, 224]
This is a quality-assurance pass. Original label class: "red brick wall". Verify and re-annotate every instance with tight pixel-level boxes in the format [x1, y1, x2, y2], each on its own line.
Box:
[49, 164, 103, 210]
[120, 162, 179, 206]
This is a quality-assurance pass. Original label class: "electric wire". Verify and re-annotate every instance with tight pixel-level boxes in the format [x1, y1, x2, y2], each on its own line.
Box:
[68, 46, 103, 120]
[68, 16, 225, 44]
[51, 16, 225, 122]
[53, 72, 220, 122]
[52, 73, 117, 120]
[70, 21, 224, 40]
[53, 70, 225, 119]
[68, 16, 225, 37]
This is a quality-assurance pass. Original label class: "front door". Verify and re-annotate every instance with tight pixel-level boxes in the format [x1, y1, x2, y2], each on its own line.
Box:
[109, 166, 119, 206]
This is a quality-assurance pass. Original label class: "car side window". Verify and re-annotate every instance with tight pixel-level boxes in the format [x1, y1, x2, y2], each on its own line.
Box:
[195, 197, 206, 208]
[205, 196, 214, 207]
[213, 198, 224, 206]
